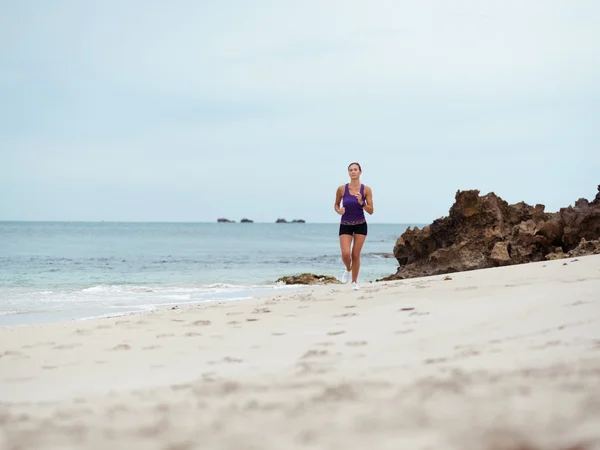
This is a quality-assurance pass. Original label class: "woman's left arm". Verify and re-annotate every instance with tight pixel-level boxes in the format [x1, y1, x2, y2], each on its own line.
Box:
[363, 186, 374, 215]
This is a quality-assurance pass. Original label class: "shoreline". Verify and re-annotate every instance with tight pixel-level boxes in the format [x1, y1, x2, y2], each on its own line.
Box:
[0, 283, 316, 328]
[1, 254, 599, 449]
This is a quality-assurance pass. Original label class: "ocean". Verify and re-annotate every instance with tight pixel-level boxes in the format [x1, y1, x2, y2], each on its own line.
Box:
[0, 222, 416, 326]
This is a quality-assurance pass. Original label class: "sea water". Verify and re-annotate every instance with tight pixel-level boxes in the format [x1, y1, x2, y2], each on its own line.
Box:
[0, 222, 417, 326]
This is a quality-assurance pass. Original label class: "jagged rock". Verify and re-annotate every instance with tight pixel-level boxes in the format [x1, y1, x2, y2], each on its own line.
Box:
[546, 238, 600, 260]
[240, 218, 254, 223]
[276, 218, 288, 223]
[217, 218, 234, 223]
[490, 242, 511, 264]
[276, 273, 341, 285]
[291, 219, 306, 223]
[380, 186, 600, 281]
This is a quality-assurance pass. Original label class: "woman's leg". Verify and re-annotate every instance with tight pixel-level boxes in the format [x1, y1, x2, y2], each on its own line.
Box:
[351, 234, 367, 283]
[339, 234, 353, 271]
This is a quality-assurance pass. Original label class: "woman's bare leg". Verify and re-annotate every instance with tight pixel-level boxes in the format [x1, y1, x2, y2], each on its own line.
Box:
[339, 234, 353, 271]
[351, 234, 367, 283]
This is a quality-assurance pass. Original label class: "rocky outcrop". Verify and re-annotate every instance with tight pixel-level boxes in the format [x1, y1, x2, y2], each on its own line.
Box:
[276, 273, 341, 285]
[217, 218, 234, 223]
[240, 218, 254, 223]
[276, 218, 288, 223]
[380, 186, 600, 281]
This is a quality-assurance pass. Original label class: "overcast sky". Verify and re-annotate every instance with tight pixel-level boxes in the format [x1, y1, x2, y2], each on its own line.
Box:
[1, 0, 599, 223]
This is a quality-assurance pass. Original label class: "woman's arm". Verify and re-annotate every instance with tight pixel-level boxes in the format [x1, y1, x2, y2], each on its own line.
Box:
[334, 185, 345, 215]
[363, 186, 374, 215]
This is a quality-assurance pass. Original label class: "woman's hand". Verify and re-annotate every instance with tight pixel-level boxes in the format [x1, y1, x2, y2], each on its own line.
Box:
[337, 207, 346, 215]
[354, 193, 364, 205]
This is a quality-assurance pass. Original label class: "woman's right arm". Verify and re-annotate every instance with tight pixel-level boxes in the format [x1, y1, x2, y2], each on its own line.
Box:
[334, 186, 345, 215]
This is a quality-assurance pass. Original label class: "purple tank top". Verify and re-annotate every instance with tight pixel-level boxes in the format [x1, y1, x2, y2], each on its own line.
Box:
[341, 184, 366, 225]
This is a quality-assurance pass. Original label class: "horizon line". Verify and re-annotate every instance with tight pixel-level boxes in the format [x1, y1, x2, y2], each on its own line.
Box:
[0, 220, 427, 225]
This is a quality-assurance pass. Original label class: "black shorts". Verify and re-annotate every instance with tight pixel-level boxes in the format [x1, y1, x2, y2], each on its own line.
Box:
[339, 222, 368, 236]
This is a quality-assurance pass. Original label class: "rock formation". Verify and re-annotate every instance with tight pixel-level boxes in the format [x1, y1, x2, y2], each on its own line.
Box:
[276, 218, 288, 223]
[276, 273, 341, 285]
[217, 218, 234, 223]
[379, 186, 600, 281]
[240, 218, 254, 223]
[292, 219, 306, 223]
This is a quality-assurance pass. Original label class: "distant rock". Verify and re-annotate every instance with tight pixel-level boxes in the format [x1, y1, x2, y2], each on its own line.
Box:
[292, 219, 306, 223]
[379, 185, 600, 281]
[276, 273, 341, 285]
[276, 218, 288, 223]
[240, 218, 254, 223]
[217, 218, 235, 223]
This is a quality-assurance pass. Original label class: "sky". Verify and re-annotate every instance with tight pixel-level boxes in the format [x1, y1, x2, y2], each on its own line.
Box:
[1, 0, 599, 224]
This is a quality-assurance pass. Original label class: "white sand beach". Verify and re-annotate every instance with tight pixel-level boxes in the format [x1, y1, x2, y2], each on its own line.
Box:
[1, 255, 599, 450]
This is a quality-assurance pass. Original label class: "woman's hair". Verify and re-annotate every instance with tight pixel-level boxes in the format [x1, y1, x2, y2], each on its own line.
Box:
[348, 162, 362, 171]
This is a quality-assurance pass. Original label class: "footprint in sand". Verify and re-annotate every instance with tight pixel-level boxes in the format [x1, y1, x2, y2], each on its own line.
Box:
[272, 332, 286, 336]
[171, 319, 185, 323]
[42, 365, 57, 370]
[455, 286, 477, 291]
[22, 341, 55, 349]
[226, 312, 243, 316]
[298, 305, 309, 309]
[345, 305, 357, 309]
[346, 341, 368, 347]
[96, 325, 112, 330]
[327, 330, 346, 336]
[156, 333, 176, 338]
[399, 307, 415, 311]
[73, 329, 92, 335]
[395, 329, 414, 335]
[188, 320, 211, 327]
[357, 296, 373, 300]
[143, 345, 160, 350]
[301, 350, 329, 359]
[334, 312, 357, 318]
[3, 377, 37, 383]
[224, 356, 243, 363]
[246, 318, 259, 322]
[53, 344, 82, 350]
[184, 332, 202, 337]
[423, 357, 447, 364]
[111, 344, 132, 351]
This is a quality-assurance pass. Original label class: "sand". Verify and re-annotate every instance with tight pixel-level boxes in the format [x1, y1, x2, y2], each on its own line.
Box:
[1, 255, 599, 450]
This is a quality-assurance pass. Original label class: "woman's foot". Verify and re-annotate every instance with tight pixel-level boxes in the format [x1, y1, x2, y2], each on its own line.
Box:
[351, 281, 359, 291]
[341, 268, 351, 283]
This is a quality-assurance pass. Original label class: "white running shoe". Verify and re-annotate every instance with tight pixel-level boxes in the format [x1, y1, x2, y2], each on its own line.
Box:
[351, 282, 359, 291]
[341, 270, 351, 284]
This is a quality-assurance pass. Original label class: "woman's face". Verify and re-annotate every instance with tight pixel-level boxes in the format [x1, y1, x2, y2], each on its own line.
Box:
[348, 164, 361, 179]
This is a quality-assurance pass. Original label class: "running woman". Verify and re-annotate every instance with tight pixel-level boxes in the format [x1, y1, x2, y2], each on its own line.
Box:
[334, 162, 374, 290]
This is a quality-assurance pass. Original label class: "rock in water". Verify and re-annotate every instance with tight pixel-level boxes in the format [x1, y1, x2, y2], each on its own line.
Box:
[277, 274, 341, 285]
[380, 186, 600, 281]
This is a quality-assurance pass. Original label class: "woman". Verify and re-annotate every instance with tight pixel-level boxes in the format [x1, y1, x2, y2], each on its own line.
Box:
[334, 162, 374, 290]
